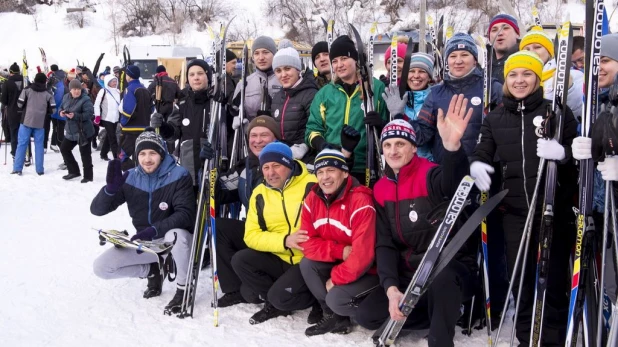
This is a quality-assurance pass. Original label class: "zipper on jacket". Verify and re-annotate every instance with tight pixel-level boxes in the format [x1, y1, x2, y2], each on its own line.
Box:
[280, 191, 295, 263]
[337, 86, 359, 125]
[280, 94, 290, 140]
[519, 100, 531, 208]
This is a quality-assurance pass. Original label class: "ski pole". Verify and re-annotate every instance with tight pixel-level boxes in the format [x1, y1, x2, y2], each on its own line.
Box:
[608, 183, 618, 347]
[598, 182, 612, 347]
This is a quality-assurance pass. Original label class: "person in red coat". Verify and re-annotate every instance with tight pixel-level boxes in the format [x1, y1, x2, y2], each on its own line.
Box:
[299, 145, 378, 337]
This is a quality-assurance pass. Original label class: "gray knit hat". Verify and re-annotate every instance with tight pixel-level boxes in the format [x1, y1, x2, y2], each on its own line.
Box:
[252, 36, 277, 55]
[278, 39, 294, 50]
[601, 34, 618, 62]
[68, 78, 82, 90]
[273, 47, 302, 71]
[409, 52, 435, 77]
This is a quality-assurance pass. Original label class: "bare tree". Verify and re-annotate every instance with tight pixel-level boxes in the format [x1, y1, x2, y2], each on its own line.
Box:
[105, 0, 121, 55]
[65, 10, 90, 29]
[228, 12, 260, 42]
[181, 0, 231, 31]
[120, 0, 160, 36]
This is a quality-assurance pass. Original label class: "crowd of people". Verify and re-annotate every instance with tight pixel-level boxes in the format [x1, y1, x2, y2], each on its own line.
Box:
[3, 12, 618, 346]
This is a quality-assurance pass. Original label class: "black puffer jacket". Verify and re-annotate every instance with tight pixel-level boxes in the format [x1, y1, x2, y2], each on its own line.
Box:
[270, 75, 318, 145]
[470, 88, 578, 214]
[160, 87, 210, 185]
[0, 74, 24, 124]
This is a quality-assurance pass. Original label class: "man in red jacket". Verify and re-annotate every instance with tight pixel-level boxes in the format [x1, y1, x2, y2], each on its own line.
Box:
[299, 146, 377, 336]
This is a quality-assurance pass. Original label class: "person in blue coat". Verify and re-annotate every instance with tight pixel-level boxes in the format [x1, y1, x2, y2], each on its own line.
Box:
[48, 69, 66, 154]
[413, 33, 503, 164]
[382, 52, 436, 161]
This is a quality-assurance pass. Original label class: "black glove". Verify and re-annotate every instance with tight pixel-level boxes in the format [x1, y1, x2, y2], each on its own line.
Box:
[199, 141, 215, 161]
[363, 111, 384, 128]
[256, 110, 272, 117]
[340, 125, 361, 153]
[150, 112, 164, 128]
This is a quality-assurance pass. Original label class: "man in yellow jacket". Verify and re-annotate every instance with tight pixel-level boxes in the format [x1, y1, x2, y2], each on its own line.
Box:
[231, 141, 318, 325]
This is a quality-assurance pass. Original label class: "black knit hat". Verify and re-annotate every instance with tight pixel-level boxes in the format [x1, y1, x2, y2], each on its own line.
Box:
[226, 49, 238, 63]
[329, 35, 359, 62]
[34, 72, 47, 84]
[312, 41, 329, 63]
[135, 127, 167, 159]
[50, 64, 59, 72]
[9, 63, 19, 74]
[186, 59, 212, 85]
[156, 65, 166, 73]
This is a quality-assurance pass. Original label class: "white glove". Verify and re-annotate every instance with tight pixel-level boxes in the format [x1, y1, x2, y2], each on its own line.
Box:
[598, 157, 618, 181]
[470, 161, 494, 192]
[232, 116, 248, 130]
[290, 143, 309, 159]
[571, 136, 592, 160]
[537, 138, 566, 161]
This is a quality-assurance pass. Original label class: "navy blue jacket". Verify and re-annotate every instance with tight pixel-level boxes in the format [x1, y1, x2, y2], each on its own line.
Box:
[413, 68, 503, 164]
[90, 154, 196, 238]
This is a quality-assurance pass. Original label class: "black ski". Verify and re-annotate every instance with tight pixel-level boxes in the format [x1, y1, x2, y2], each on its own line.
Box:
[399, 37, 417, 98]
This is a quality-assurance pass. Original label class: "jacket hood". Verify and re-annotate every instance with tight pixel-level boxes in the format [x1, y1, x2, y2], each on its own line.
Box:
[136, 153, 175, 177]
[103, 74, 118, 89]
[29, 82, 48, 92]
[8, 74, 22, 82]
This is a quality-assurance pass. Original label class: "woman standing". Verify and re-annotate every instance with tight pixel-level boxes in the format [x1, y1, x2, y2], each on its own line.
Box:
[270, 47, 318, 163]
[94, 74, 121, 161]
[469, 51, 578, 346]
[59, 79, 95, 182]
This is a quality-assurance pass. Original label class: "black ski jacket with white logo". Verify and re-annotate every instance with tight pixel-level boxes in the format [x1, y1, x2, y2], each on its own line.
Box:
[270, 73, 318, 146]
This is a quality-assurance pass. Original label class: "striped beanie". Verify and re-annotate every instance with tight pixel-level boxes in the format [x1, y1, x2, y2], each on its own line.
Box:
[381, 119, 417, 145]
[504, 51, 544, 80]
[445, 33, 478, 61]
[519, 26, 555, 59]
[488, 14, 520, 36]
[135, 127, 167, 158]
[409, 52, 435, 76]
[314, 149, 349, 172]
[259, 141, 294, 169]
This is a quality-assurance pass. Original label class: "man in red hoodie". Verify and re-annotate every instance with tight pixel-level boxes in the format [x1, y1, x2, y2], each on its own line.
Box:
[299, 140, 377, 336]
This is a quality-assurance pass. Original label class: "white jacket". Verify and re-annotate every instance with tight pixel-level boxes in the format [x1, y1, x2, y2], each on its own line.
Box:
[94, 74, 121, 123]
[542, 59, 584, 121]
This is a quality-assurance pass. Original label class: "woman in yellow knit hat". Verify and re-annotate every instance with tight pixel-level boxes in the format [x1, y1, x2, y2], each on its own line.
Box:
[520, 27, 584, 120]
[469, 50, 579, 345]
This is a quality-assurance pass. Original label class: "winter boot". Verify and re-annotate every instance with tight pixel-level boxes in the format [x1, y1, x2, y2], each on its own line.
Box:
[10, 170, 22, 176]
[58, 162, 67, 170]
[305, 308, 351, 336]
[143, 262, 165, 299]
[307, 302, 323, 325]
[62, 173, 80, 180]
[163, 287, 185, 315]
[50, 145, 60, 153]
[249, 301, 290, 325]
[218, 291, 247, 308]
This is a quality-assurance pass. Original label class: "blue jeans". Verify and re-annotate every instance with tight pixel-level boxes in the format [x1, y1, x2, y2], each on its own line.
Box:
[14, 124, 44, 174]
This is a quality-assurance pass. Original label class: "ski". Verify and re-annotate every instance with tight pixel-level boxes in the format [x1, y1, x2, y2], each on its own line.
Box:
[325, 18, 335, 78]
[39, 48, 49, 74]
[350, 24, 382, 186]
[368, 22, 378, 82]
[566, 1, 605, 344]
[399, 37, 417, 98]
[22, 49, 29, 86]
[230, 43, 249, 168]
[532, 6, 542, 28]
[389, 33, 398, 90]
[376, 176, 475, 346]
[97, 229, 176, 256]
[419, 0, 427, 53]
[529, 20, 572, 347]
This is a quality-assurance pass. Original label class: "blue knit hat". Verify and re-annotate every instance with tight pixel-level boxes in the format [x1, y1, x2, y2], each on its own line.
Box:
[125, 65, 140, 79]
[445, 33, 478, 61]
[488, 14, 520, 36]
[259, 142, 294, 169]
[314, 148, 349, 172]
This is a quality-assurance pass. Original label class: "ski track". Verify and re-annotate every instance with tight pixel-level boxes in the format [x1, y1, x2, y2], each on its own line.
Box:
[0, 146, 518, 346]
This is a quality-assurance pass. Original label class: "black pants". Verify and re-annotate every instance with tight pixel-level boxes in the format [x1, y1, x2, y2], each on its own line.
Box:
[356, 260, 474, 347]
[119, 132, 139, 171]
[503, 210, 574, 346]
[8, 116, 19, 157]
[2, 111, 11, 142]
[215, 218, 247, 293]
[60, 137, 93, 179]
[100, 120, 119, 159]
[50, 118, 65, 146]
[231, 249, 315, 311]
[92, 124, 99, 147]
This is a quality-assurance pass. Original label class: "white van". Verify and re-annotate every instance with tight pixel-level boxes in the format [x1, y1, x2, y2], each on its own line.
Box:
[129, 45, 204, 86]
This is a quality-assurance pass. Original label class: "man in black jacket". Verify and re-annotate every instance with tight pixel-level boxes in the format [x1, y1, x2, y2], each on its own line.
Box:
[91, 129, 196, 313]
[148, 65, 182, 154]
[0, 63, 24, 160]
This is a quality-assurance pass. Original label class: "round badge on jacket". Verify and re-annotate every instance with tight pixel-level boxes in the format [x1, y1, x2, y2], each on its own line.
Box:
[533, 115, 544, 128]
[182, 118, 190, 126]
[471, 97, 482, 106]
[274, 109, 280, 118]
[159, 202, 168, 211]
[409, 210, 418, 222]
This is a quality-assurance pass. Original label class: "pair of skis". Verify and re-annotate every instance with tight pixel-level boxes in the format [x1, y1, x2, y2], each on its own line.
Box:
[374, 176, 508, 346]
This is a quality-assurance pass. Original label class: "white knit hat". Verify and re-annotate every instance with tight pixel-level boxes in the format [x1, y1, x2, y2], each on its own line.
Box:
[272, 47, 302, 71]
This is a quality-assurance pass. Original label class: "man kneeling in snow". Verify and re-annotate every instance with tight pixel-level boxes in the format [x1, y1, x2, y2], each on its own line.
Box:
[90, 128, 196, 313]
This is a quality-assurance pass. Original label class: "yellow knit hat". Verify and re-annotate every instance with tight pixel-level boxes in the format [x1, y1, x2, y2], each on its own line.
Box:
[519, 26, 555, 59]
[504, 51, 545, 80]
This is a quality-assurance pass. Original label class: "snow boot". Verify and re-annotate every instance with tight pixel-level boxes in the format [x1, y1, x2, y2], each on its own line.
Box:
[58, 162, 67, 170]
[307, 302, 323, 325]
[249, 301, 290, 325]
[163, 288, 185, 315]
[10, 170, 22, 175]
[143, 262, 165, 299]
[305, 307, 351, 336]
[218, 291, 247, 308]
[62, 173, 80, 180]
[50, 145, 60, 153]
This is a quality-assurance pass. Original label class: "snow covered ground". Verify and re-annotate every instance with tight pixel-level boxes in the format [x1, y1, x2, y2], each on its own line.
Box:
[0, 146, 519, 346]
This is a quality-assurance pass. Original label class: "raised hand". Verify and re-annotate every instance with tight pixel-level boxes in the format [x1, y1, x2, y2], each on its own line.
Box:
[437, 94, 473, 151]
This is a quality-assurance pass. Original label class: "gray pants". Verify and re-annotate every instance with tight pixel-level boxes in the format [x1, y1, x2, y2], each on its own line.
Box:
[300, 258, 379, 317]
[93, 228, 192, 288]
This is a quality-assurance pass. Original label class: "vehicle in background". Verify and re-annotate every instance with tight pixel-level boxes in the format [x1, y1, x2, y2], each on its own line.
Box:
[129, 45, 204, 86]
